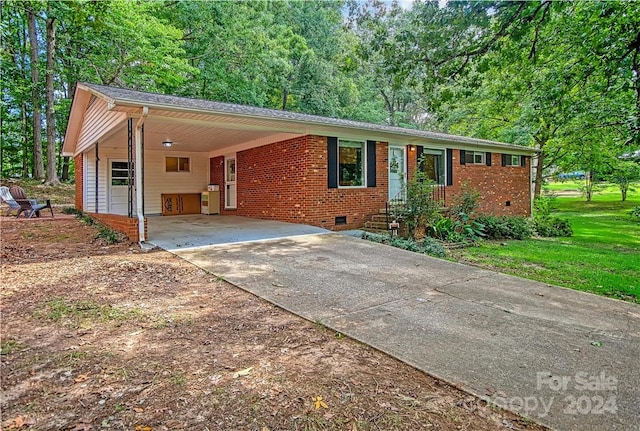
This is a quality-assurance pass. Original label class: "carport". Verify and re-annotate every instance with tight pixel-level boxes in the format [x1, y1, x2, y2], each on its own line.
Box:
[146, 214, 330, 251]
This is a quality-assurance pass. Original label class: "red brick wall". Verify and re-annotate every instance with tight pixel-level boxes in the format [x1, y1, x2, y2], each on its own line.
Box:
[407, 146, 418, 181]
[89, 212, 147, 243]
[447, 151, 531, 216]
[208, 138, 531, 230]
[74, 154, 83, 211]
[222, 135, 389, 230]
[236, 136, 310, 222]
[209, 156, 225, 212]
[306, 138, 389, 230]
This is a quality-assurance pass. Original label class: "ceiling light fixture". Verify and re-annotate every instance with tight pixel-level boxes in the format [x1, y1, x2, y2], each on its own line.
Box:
[162, 141, 173, 148]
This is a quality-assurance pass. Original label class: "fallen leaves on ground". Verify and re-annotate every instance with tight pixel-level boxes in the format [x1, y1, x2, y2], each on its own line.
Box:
[1, 218, 550, 431]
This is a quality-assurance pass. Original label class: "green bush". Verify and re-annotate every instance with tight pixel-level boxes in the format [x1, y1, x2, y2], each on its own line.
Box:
[631, 206, 640, 222]
[533, 195, 572, 237]
[449, 182, 482, 218]
[476, 215, 533, 240]
[95, 225, 124, 244]
[361, 232, 446, 258]
[399, 176, 443, 240]
[534, 217, 573, 237]
[61, 207, 82, 215]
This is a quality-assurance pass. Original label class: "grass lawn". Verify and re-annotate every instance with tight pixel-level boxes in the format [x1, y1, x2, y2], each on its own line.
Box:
[456, 182, 640, 302]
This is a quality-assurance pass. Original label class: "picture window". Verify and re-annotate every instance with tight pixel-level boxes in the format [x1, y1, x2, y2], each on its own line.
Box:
[338, 140, 365, 187]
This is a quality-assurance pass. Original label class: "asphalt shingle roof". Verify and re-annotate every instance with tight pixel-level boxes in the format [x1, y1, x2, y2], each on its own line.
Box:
[82, 82, 534, 152]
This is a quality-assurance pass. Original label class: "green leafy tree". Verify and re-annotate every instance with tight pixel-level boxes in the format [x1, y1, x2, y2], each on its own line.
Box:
[439, 1, 640, 198]
[608, 160, 640, 201]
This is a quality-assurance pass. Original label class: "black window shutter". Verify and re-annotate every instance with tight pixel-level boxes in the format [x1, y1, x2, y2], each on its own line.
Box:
[502, 154, 508, 167]
[327, 137, 338, 188]
[520, 155, 527, 167]
[366, 140, 376, 187]
[486, 152, 492, 166]
[459, 149, 466, 165]
[416, 146, 424, 171]
[446, 148, 453, 186]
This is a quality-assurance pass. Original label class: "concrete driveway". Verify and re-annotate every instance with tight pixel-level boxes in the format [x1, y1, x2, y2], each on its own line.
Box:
[149, 217, 639, 431]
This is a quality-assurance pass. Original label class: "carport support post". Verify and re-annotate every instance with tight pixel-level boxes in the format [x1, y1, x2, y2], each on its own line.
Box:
[135, 107, 148, 243]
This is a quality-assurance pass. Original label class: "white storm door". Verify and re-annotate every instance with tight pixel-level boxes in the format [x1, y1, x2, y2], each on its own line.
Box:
[388, 146, 406, 200]
[109, 160, 135, 215]
[225, 156, 236, 209]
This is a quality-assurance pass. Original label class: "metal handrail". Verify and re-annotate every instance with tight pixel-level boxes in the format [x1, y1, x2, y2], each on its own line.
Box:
[384, 183, 447, 234]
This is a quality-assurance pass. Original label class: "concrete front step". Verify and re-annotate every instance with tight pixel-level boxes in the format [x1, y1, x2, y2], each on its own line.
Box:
[370, 214, 394, 222]
[378, 207, 404, 214]
[361, 227, 389, 235]
[364, 221, 388, 230]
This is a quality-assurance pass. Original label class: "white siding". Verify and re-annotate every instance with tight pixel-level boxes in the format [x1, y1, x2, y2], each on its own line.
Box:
[83, 148, 209, 215]
[77, 98, 127, 154]
[144, 150, 209, 214]
[84, 148, 130, 213]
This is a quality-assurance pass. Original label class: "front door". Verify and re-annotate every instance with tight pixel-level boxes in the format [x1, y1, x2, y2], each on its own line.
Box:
[109, 160, 135, 215]
[225, 155, 236, 209]
[388, 146, 406, 200]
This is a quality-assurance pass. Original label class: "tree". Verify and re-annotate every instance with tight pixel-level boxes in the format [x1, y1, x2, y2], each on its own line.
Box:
[44, 4, 59, 185]
[26, 3, 44, 180]
[608, 160, 640, 201]
[437, 1, 640, 198]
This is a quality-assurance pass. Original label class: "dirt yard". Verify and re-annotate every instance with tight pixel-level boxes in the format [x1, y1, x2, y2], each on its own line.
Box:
[1, 216, 549, 431]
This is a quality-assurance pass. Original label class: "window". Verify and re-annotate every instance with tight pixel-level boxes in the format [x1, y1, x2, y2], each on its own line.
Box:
[502, 154, 525, 167]
[339, 140, 365, 187]
[420, 149, 445, 184]
[111, 161, 132, 186]
[166, 156, 190, 172]
[464, 151, 485, 165]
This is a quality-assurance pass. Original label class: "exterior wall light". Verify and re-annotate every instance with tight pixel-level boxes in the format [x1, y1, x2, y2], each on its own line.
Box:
[162, 141, 173, 148]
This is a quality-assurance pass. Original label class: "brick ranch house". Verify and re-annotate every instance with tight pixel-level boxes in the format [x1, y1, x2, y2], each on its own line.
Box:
[63, 82, 536, 242]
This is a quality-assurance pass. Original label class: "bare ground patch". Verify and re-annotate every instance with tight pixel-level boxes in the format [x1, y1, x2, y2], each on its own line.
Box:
[1, 218, 548, 430]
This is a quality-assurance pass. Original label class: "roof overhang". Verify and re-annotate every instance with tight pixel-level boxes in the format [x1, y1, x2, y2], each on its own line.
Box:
[62, 82, 538, 158]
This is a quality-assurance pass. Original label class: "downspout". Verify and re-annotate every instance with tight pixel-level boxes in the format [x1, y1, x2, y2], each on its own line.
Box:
[95, 142, 99, 212]
[135, 107, 148, 243]
[530, 153, 536, 217]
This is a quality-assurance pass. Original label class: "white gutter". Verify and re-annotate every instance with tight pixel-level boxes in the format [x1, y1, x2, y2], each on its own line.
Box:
[135, 107, 148, 243]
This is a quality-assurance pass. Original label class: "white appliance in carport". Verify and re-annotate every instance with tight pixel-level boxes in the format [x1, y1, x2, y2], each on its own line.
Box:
[201, 190, 220, 215]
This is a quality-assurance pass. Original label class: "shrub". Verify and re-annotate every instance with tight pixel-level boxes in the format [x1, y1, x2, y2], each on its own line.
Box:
[534, 217, 573, 237]
[533, 195, 572, 237]
[428, 214, 485, 243]
[476, 215, 533, 240]
[95, 225, 125, 244]
[400, 176, 443, 240]
[631, 206, 640, 222]
[361, 232, 446, 258]
[61, 207, 82, 215]
[449, 181, 482, 218]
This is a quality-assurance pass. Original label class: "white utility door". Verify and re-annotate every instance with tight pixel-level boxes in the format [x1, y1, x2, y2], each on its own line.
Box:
[109, 160, 135, 215]
[225, 155, 236, 209]
[388, 146, 406, 200]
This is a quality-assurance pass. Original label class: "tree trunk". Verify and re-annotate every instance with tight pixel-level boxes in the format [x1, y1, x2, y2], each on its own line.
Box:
[281, 87, 289, 111]
[533, 145, 545, 199]
[584, 172, 593, 202]
[44, 14, 59, 185]
[21, 102, 29, 177]
[27, 6, 44, 180]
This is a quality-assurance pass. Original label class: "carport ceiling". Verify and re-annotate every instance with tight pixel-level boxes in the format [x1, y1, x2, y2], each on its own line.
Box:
[99, 117, 305, 154]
